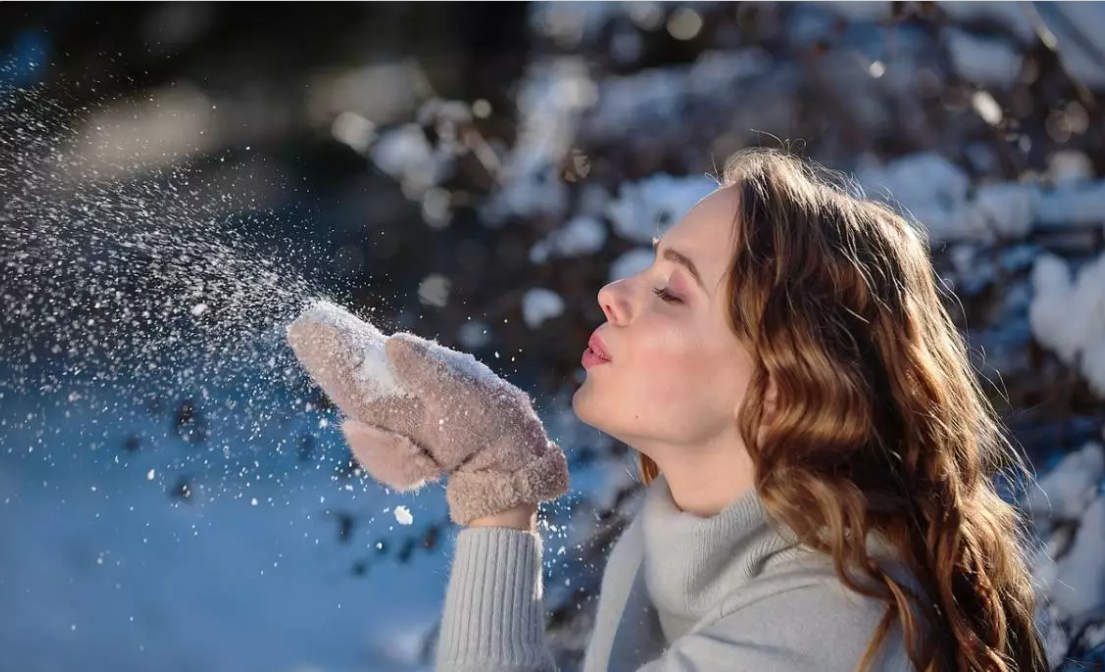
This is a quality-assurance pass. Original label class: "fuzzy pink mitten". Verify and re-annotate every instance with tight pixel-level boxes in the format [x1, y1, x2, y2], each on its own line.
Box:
[286, 301, 570, 525]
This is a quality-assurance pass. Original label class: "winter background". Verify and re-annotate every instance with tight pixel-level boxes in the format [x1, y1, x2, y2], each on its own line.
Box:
[2, 2, 1105, 671]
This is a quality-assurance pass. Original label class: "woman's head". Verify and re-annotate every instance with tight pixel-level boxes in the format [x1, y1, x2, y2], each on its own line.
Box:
[578, 148, 1048, 672]
[571, 187, 760, 456]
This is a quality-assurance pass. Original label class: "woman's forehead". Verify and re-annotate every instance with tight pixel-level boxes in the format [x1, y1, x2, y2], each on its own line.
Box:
[663, 188, 739, 285]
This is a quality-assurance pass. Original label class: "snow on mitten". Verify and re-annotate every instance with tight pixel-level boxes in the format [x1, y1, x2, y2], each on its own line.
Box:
[286, 301, 570, 525]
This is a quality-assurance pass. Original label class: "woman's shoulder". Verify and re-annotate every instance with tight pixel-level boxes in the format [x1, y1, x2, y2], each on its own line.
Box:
[711, 543, 882, 613]
[701, 546, 917, 670]
[721, 527, 926, 608]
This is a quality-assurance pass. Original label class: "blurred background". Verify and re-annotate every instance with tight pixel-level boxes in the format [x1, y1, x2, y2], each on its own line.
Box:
[2, 2, 1105, 671]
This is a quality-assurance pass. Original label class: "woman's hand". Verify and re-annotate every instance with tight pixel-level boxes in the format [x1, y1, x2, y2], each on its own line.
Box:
[287, 302, 570, 526]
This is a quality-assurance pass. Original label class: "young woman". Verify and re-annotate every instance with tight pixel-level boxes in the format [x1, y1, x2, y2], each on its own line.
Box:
[288, 148, 1050, 672]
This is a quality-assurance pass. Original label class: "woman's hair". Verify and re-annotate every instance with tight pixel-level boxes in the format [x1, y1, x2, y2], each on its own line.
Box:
[637, 148, 1049, 672]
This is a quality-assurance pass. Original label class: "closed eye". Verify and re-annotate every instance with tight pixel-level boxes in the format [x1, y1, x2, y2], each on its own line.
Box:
[652, 287, 682, 304]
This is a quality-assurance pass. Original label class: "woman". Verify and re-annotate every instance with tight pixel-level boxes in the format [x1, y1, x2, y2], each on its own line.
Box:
[287, 148, 1051, 672]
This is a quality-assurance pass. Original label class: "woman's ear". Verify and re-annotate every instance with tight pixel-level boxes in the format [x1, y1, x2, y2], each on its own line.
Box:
[735, 373, 777, 441]
[751, 376, 778, 446]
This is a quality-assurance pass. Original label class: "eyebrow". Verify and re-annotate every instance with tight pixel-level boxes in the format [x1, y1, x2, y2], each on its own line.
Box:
[652, 236, 706, 292]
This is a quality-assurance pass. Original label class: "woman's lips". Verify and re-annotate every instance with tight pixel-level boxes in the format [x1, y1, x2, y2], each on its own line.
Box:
[583, 333, 611, 369]
[582, 347, 609, 369]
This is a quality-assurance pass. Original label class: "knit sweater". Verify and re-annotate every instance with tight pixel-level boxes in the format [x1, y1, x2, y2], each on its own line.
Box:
[433, 474, 918, 671]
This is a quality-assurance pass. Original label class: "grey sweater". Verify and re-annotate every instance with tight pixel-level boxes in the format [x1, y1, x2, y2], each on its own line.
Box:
[434, 474, 918, 671]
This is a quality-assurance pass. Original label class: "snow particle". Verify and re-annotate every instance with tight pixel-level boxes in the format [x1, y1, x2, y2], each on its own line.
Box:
[394, 505, 413, 525]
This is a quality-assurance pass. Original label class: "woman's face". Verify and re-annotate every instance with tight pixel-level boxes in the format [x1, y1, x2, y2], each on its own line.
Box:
[573, 188, 757, 452]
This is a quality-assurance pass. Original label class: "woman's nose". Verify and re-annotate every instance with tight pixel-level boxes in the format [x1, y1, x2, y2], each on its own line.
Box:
[598, 281, 630, 325]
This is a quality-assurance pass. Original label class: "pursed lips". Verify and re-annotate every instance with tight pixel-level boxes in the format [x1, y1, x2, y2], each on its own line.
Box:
[586, 332, 611, 362]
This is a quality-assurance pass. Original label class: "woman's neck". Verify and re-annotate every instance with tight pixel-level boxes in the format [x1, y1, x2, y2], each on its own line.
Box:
[648, 441, 756, 517]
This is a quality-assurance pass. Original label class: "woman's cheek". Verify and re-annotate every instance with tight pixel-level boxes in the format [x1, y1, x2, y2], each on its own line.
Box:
[644, 350, 698, 405]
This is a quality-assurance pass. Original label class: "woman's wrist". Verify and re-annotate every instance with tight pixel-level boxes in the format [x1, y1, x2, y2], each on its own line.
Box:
[466, 502, 538, 531]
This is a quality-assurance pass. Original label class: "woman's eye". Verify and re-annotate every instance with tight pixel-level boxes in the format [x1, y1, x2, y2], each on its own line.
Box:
[652, 287, 682, 304]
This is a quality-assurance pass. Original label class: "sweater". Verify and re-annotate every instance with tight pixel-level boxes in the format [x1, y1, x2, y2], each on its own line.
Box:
[433, 474, 918, 671]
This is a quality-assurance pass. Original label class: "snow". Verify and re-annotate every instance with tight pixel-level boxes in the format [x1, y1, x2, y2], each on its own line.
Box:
[1027, 437, 1105, 645]
[1030, 253, 1105, 396]
[1047, 151, 1094, 186]
[370, 124, 447, 199]
[420, 337, 502, 387]
[578, 183, 610, 217]
[608, 248, 655, 283]
[480, 58, 595, 226]
[860, 154, 1104, 240]
[522, 288, 566, 329]
[944, 28, 1023, 88]
[331, 111, 376, 155]
[417, 274, 451, 308]
[818, 2, 892, 22]
[290, 301, 407, 400]
[1030, 255, 1080, 362]
[587, 50, 772, 139]
[530, 215, 607, 264]
[395, 505, 414, 526]
[854, 159, 1093, 242]
[1036, 180, 1105, 227]
[1037, 3, 1105, 90]
[528, 2, 622, 45]
[961, 182, 1039, 239]
[1051, 495, 1105, 629]
[606, 174, 716, 244]
[937, 2, 1036, 43]
[527, 2, 724, 48]
[857, 153, 971, 238]
[1027, 442, 1105, 521]
[0, 379, 454, 672]
[0, 348, 615, 672]
[7, 3, 1105, 667]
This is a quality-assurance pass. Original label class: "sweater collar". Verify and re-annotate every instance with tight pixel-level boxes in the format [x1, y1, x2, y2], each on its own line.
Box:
[640, 474, 798, 630]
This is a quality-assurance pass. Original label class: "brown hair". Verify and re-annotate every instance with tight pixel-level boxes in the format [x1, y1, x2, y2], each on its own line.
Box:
[638, 148, 1048, 672]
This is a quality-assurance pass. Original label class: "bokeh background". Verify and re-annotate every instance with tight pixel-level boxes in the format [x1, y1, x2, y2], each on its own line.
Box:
[2, 2, 1105, 671]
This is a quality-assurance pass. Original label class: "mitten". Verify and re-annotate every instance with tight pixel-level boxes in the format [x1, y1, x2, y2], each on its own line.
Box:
[286, 301, 570, 525]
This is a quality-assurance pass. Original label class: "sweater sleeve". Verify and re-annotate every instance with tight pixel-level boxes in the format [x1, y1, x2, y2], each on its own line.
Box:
[434, 526, 557, 672]
[635, 583, 914, 672]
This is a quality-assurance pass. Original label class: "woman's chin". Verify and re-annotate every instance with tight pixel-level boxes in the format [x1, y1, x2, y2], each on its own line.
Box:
[570, 387, 589, 418]
[571, 385, 603, 429]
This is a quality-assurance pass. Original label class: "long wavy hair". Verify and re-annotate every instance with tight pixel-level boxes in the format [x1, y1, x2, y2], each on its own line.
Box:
[637, 148, 1049, 672]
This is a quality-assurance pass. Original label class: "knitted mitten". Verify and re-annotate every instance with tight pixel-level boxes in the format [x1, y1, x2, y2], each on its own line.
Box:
[286, 301, 569, 525]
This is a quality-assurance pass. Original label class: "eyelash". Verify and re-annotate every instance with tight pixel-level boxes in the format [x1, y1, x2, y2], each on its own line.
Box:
[652, 287, 682, 304]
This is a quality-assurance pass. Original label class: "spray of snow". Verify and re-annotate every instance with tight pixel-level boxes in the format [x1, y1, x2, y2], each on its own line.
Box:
[0, 83, 341, 498]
